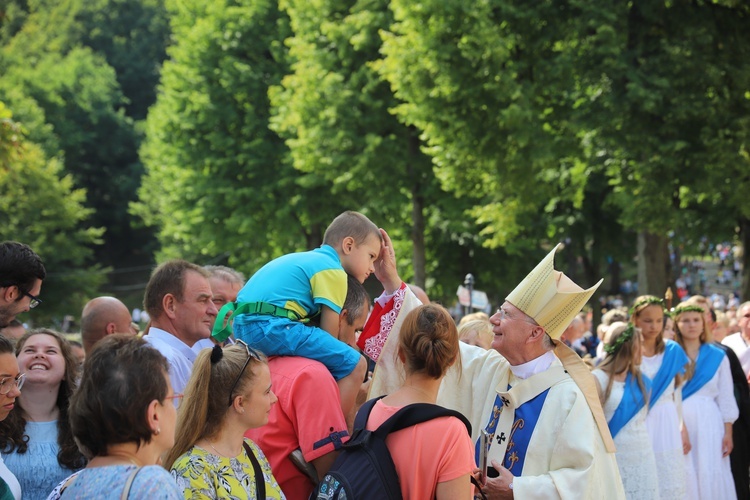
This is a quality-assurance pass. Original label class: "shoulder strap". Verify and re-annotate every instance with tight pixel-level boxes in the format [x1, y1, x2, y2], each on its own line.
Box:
[120, 466, 142, 500]
[373, 403, 471, 440]
[243, 441, 267, 500]
[352, 396, 385, 432]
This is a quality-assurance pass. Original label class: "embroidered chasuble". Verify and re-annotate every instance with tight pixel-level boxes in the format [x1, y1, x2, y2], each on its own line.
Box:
[475, 388, 550, 474]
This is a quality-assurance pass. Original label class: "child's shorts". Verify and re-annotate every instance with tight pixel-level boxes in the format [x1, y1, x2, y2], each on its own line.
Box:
[233, 314, 361, 380]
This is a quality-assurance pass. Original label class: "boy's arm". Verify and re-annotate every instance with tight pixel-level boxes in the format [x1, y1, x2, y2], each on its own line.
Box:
[320, 305, 340, 338]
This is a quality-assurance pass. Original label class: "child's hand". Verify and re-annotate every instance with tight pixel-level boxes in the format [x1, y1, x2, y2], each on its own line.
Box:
[374, 228, 400, 293]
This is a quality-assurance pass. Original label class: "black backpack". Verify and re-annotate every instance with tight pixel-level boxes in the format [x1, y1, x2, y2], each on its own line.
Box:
[313, 396, 472, 500]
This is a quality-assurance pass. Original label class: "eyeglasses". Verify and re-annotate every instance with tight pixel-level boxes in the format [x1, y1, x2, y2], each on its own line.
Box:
[165, 393, 184, 408]
[0, 284, 42, 309]
[495, 308, 538, 326]
[227, 340, 261, 407]
[19, 289, 42, 309]
[0, 373, 25, 395]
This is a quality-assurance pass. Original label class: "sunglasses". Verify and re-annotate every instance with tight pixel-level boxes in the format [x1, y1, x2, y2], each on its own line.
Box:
[227, 340, 262, 407]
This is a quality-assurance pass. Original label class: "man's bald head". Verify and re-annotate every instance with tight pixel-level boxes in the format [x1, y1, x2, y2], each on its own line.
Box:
[80, 296, 135, 353]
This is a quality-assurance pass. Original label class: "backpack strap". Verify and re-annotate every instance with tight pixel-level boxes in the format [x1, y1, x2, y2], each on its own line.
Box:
[373, 403, 472, 440]
[352, 395, 385, 432]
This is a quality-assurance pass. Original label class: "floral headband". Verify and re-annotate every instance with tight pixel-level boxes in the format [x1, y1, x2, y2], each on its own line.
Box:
[604, 324, 637, 355]
[629, 297, 666, 316]
[670, 304, 704, 316]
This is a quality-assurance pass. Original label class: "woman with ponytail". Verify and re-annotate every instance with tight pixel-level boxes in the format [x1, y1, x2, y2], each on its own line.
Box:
[674, 303, 738, 500]
[363, 304, 474, 499]
[631, 295, 691, 500]
[593, 322, 658, 499]
[167, 342, 284, 499]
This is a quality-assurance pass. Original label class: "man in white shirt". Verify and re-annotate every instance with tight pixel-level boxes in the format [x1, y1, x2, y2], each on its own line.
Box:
[143, 260, 218, 394]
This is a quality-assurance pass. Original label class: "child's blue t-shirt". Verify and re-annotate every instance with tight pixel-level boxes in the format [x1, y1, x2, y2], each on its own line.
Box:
[236, 244, 347, 319]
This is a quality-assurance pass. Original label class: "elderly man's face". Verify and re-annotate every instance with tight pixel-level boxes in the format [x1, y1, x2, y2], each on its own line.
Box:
[490, 301, 538, 365]
[209, 277, 242, 308]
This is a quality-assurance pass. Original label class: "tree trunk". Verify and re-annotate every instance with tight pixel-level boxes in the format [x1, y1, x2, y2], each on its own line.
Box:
[408, 132, 426, 288]
[740, 217, 750, 301]
[637, 231, 670, 296]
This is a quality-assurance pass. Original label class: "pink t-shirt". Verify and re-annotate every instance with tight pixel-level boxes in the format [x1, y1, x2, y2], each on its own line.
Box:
[246, 357, 349, 500]
[365, 400, 476, 499]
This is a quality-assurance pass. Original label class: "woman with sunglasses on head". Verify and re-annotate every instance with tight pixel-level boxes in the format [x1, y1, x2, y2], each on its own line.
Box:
[0, 329, 86, 499]
[0, 336, 23, 500]
[47, 334, 182, 499]
[167, 342, 284, 499]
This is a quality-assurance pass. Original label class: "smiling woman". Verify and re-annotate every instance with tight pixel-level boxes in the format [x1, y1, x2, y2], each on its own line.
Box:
[0, 329, 86, 499]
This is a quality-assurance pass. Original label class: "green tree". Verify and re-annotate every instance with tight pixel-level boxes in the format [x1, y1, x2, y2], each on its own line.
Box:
[0, 101, 105, 326]
[137, 0, 340, 274]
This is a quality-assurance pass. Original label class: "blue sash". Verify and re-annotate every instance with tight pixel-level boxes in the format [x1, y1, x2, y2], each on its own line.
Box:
[608, 373, 652, 438]
[648, 340, 689, 411]
[683, 343, 725, 400]
[475, 387, 550, 474]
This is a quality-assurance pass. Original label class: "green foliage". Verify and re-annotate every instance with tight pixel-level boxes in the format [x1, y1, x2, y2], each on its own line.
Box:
[137, 0, 332, 275]
[0, 102, 106, 326]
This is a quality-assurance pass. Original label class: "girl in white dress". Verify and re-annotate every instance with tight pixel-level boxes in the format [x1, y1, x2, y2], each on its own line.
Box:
[593, 322, 659, 500]
[632, 295, 690, 500]
[675, 304, 738, 500]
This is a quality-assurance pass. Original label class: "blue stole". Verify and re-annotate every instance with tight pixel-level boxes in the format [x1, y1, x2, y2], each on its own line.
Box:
[648, 340, 689, 411]
[608, 373, 652, 438]
[683, 343, 725, 400]
[475, 387, 550, 474]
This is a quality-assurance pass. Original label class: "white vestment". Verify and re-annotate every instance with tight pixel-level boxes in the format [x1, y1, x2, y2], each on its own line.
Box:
[369, 289, 625, 500]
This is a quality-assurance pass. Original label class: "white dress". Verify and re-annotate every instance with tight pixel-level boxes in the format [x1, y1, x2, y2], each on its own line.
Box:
[593, 370, 660, 500]
[682, 355, 739, 500]
[641, 353, 690, 500]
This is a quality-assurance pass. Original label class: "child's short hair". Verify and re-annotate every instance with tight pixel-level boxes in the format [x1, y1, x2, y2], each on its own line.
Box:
[323, 211, 381, 246]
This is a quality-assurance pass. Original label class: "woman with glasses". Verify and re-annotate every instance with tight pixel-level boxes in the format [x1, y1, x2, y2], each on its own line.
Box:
[167, 342, 284, 499]
[0, 329, 86, 499]
[0, 335, 23, 500]
[47, 334, 181, 499]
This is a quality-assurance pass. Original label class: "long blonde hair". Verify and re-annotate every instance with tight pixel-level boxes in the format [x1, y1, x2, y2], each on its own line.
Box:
[165, 343, 267, 469]
[673, 304, 708, 381]
[599, 322, 649, 407]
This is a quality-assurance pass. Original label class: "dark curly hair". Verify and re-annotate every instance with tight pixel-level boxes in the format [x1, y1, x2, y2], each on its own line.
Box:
[0, 329, 86, 470]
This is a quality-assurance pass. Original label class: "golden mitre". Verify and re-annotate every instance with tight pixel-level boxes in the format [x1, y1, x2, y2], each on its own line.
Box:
[506, 243, 603, 339]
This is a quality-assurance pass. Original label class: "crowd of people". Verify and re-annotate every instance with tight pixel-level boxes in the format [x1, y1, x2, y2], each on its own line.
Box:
[0, 215, 748, 499]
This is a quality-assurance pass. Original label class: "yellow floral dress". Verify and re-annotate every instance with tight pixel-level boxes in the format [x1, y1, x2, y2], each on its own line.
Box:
[171, 439, 285, 499]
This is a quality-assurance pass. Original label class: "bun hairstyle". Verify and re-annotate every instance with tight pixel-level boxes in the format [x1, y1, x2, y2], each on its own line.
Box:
[399, 304, 459, 379]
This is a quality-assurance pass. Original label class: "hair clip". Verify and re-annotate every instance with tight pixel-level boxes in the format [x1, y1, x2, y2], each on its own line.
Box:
[210, 344, 224, 364]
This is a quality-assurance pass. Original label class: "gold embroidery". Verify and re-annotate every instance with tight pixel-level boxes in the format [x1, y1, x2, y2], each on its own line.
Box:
[505, 419, 525, 472]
